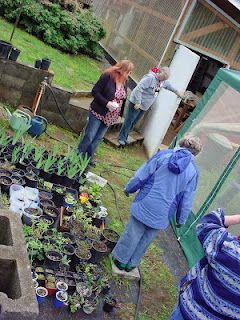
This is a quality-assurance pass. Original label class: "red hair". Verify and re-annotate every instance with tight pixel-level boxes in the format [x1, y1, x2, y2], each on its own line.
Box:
[105, 60, 134, 84]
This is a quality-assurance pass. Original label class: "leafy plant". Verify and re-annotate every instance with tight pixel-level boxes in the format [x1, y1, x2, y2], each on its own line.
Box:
[0, 0, 106, 58]
[19, 137, 34, 162]
[57, 157, 66, 175]
[11, 144, 22, 163]
[0, 127, 11, 146]
[43, 153, 56, 172]
[33, 147, 45, 163]
[11, 128, 26, 145]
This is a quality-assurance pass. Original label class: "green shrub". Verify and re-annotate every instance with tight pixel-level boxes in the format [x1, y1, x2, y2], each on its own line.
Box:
[0, 0, 106, 59]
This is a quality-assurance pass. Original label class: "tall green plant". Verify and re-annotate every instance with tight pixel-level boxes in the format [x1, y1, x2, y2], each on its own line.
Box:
[12, 128, 26, 145]
[11, 144, 23, 163]
[43, 153, 56, 172]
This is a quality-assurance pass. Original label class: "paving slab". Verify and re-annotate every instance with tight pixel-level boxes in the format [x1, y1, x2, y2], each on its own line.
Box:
[112, 264, 140, 280]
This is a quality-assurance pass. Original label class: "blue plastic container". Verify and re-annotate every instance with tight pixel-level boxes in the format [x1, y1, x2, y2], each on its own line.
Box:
[54, 291, 68, 308]
[36, 287, 48, 304]
[28, 115, 48, 138]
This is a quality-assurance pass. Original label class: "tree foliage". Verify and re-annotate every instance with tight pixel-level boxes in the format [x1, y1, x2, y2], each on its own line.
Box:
[0, 0, 106, 58]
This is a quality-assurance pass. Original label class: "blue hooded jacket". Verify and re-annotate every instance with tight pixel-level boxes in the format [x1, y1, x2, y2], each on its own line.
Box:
[125, 148, 199, 229]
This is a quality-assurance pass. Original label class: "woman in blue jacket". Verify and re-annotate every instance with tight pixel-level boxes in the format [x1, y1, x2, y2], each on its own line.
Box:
[112, 135, 202, 272]
[78, 60, 134, 165]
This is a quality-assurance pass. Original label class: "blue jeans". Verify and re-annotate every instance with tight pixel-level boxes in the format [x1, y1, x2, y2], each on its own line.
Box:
[169, 304, 184, 320]
[112, 216, 158, 267]
[118, 101, 145, 143]
[78, 112, 108, 162]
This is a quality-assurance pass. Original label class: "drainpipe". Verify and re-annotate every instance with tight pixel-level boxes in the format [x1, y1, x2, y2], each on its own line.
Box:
[158, 0, 195, 67]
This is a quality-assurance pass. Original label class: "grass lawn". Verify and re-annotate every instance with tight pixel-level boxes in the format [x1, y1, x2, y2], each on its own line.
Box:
[0, 102, 178, 319]
[0, 17, 101, 91]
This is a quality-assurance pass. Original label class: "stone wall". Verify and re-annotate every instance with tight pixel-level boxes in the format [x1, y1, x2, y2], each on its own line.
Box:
[0, 59, 90, 133]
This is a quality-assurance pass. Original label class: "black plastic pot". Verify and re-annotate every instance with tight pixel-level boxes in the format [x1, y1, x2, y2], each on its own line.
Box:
[11, 175, 25, 186]
[41, 58, 51, 71]
[25, 173, 38, 188]
[61, 176, 75, 188]
[90, 241, 107, 264]
[0, 176, 12, 194]
[40, 199, 55, 209]
[51, 173, 64, 185]
[45, 250, 62, 270]
[0, 40, 12, 59]
[12, 168, 25, 177]
[62, 232, 75, 245]
[39, 190, 53, 201]
[103, 297, 117, 313]
[92, 217, 104, 228]
[63, 244, 75, 258]
[40, 169, 53, 182]
[101, 229, 120, 251]
[34, 59, 42, 69]
[73, 248, 92, 267]
[39, 215, 54, 228]
[9, 47, 21, 61]
[26, 165, 40, 176]
[17, 159, 30, 171]
[0, 169, 12, 178]
[52, 185, 65, 207]
[22, 207, 43, 226]
[43, 206, 59, 220]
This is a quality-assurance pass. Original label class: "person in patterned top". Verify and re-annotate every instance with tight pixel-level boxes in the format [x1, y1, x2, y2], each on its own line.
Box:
[169, 208, 240, 319]
[78, 60, 134, 165]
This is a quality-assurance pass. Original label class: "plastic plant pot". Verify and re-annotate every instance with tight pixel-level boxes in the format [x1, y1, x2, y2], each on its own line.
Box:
[45, 281, 56, 296]
[54, 290, 68, 308]
[32, 279, 39, 289]
[56, 281, 68, 292]
[36, 286, 48, 304]
[103, 297, 117, 313]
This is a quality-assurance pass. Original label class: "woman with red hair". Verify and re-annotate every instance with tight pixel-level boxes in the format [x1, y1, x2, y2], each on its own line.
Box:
[78, 60, 134, 165]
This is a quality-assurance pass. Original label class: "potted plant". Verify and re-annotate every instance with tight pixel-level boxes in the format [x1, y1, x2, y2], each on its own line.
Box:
[83, 298, 98, 314]
[45, 274, 56, 296]
[68, 292, 83, 313]
[22, 207, 43, 226]
[36, 286, 48, 304]
[56, 281, 68, 292]
[54, 290, 68, 308]
[76, 282, 92, 297]
[43, 206, 59, 220]
[64, 193, 77, 207]
[39, 215, 54, 228]
[63, 244, 75, 258]
[25, 172, 38, 188]
[40, 199, 54, 209]
[103, 296, 117, 313]
[52, 184, 66, 207]
[90, 240, 107, 264]
[0, 175, 12, 194]
[101, 228, 119, 251]
[45, 250, 62, 270]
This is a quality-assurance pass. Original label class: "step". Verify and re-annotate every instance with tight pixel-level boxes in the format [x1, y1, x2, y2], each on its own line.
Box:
[112, 263, 140, 280]
[104, 130, 144, 147]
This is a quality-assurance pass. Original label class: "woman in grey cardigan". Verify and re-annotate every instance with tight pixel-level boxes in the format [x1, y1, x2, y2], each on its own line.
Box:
[118, 66, 183, 146]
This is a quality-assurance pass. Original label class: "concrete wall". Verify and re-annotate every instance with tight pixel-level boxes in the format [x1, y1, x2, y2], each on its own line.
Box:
[0, 58, 90, 133]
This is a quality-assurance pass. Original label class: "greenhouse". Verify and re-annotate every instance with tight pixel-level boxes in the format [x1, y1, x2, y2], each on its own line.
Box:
[172, 68, 240, 267]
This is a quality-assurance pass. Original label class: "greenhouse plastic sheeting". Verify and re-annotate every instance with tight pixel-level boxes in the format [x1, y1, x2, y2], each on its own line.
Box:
[171, 68, 240, 267]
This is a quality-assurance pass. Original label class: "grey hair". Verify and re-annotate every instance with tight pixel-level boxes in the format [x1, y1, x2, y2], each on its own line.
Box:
[178, 134, 202, 156]
[159, 66, 170, 80]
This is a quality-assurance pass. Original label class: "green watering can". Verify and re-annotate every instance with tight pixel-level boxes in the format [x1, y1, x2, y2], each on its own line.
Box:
[5, 108, 32, 132]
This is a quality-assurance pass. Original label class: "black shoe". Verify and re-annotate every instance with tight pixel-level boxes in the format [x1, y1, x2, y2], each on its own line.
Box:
[125, 265, 136, 272]
[113, 259, 126, 271]
[89, 161, 96, 167]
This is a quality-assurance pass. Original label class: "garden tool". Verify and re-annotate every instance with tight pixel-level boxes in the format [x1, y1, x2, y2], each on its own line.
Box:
[28, 115, 48, 138]
[5, 108, 32, 132]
